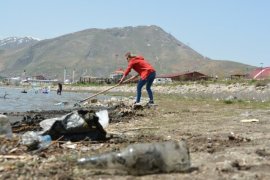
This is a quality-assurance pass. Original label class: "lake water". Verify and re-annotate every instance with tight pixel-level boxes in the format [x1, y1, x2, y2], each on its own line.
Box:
[0, 86, 101, 113]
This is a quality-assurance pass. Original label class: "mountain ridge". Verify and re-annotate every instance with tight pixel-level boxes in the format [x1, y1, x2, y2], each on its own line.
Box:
[0, 25, 255, 79]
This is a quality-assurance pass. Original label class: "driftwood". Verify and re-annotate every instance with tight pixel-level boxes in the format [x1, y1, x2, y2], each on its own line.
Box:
[0, 155, 30, 159]
[121, 127, 159, 132]
[108, 127, 160, 134]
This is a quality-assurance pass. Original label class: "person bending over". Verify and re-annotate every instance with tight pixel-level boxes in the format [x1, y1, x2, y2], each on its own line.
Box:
[119, 52, 156, 105]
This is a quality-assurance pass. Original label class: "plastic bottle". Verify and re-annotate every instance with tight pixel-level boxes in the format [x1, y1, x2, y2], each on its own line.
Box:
[0, 114, 13, 139]
[38, 135, 52, 149]
[21, 131, 52, 150]
[78, 140, 190, 175]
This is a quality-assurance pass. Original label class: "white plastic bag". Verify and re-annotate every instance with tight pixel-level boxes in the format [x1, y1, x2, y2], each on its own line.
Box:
[96, 110, 109, 128]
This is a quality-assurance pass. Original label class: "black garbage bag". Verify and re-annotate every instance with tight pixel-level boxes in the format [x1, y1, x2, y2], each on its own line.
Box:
[39, 109, 107, 141]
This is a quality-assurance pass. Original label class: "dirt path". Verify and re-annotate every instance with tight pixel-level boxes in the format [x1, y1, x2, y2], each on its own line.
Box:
[1, 94, 270, 179]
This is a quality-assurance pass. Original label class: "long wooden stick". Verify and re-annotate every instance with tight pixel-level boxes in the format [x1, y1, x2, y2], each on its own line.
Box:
[79, 76, 134, 103]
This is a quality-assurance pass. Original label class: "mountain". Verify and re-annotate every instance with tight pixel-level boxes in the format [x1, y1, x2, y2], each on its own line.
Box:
[0, 26, 255, 79]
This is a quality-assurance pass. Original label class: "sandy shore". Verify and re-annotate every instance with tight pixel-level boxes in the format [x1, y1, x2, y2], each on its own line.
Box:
[1, 92, 270, 179]
[64, 82, 270, 101]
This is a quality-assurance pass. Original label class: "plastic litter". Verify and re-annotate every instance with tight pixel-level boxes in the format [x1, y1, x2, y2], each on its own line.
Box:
[96, 110, 109, 128]
[78, 140, 190, 175]
[240, 119, 259, 123]
[0, 114, 13, 139]
[21, 131, 52, 150]
[39, 110, 107, 141]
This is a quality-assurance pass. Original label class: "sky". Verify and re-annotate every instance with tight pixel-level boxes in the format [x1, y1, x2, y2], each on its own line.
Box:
[1, 0, 269, 67]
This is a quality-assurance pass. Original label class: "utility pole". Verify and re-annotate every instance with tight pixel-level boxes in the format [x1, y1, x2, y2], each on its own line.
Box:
[64, 67, 66, 83]
[72, 68, 75, 83]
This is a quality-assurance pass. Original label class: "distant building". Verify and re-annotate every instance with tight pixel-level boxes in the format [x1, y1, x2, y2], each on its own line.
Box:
[22, 75, 58, 85]
[157, 71, 210, 81]
[230, 73, 248, 80]
[79, 76, 109, 84]
[249, 67, 270, 80]
[32, 75, 47, 80]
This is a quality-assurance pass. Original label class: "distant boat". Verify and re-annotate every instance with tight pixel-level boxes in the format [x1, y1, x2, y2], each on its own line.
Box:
[21, 90, 27, 93]
[42, 89, 49, 94]
[41, 86, 51, 94]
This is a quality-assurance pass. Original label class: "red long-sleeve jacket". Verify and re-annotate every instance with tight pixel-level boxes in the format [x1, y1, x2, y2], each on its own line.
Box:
[123, 56, 155, 80]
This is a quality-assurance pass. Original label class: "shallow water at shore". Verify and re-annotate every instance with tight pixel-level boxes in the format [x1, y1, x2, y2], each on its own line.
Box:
[0, 86, 99, 113]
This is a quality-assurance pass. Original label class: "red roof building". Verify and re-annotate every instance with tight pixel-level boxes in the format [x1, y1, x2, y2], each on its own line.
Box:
[157, 71, 210, 81]
[249, 67, 270, 79]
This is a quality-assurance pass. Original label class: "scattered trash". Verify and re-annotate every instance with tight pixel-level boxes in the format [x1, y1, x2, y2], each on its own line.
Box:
[96, 110, 109, 128]
[61, 141, 77, 149]
[78, 140, 190, 175]
[39, 109, 107, 141]
[21, 131, 52, 151]
[240, 119, 259, 123]
[54, 102, 69, 106]
[0, 114, 13, 139]
[228, 132, 236, 140]
[228, 132, 251, 142]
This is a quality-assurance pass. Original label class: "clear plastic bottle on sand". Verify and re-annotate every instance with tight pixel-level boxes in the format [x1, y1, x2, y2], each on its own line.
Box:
[78, 140, 190, 175]
[0, 114, 13, 139]
[21, 131, 52, 150]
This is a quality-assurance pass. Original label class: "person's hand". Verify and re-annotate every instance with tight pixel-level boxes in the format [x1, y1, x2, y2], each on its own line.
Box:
[118, 77, 124, 85]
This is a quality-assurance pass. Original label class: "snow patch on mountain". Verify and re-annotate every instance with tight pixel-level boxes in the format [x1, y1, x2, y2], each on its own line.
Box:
[0, 36, 40, 49]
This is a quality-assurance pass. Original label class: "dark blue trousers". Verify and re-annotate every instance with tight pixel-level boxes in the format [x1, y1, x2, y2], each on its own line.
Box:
[136, 71, 156, 103]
